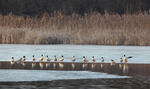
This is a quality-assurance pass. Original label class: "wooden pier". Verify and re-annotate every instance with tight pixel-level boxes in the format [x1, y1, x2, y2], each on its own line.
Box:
[0, 61, 150, 77]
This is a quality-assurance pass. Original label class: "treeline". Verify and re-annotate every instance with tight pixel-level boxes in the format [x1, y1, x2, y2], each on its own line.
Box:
[0, 0, 150, 16]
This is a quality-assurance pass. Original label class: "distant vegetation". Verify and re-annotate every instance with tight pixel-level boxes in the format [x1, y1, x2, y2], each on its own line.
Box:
[0, 12, 150, 45]
[0, 0, 150, 16]
[0, 0, 150, 45]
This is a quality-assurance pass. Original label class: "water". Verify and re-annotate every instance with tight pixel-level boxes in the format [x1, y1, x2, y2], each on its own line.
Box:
[0, 44, 148, 81]
[0, 70, 129, 82]
[0, 44, 150, 63]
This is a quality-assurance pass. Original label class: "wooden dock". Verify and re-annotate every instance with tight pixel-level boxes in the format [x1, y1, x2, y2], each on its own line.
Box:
[0, 61, 150, 77]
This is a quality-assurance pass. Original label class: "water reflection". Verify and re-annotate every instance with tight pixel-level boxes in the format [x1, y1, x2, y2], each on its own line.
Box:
[82, 63, 88, 70]
[100, 63, 104, 71]
[72, 63, 75, 69]
[123, 63, 128, 74]
[46, 63, 50, 69]
[22, 62, 26, 67]
[40, 62, 44, 69]
[59, 63, 64, 69]
[10, 61, 15, 65]
[32, 62, 36, 69]
[53, 63, 57, 69]
[91, 63, 96, 69]
[4, 61, 132, 76]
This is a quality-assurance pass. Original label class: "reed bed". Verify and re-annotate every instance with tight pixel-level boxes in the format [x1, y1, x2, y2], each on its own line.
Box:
[0, 12, 150, 45]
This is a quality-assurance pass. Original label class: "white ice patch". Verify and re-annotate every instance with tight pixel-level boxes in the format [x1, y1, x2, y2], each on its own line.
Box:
[0, 44, 150, 63]
[0, 70, 130, 82]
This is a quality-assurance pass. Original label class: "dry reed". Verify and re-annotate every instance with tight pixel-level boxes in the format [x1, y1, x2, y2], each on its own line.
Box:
[0, 12, 150, 45]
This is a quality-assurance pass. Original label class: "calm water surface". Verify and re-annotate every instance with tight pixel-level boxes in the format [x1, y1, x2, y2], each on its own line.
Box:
[0, 44, 148, 81]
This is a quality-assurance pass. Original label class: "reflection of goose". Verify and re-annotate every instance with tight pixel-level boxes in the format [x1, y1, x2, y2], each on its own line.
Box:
[46, 63, 50, 69]
[119, 63, 123, 70]
[91, 63, 95, 69]
[82, 63, 88, 69]
[53, 63, 57, 69]
[32, 62, 36, 69]
[22, 62, 26, 67]
[100, 63, 105, 70]
[59, 63, 64, 69]
[40, 62, 44, 69]
[72, 63, 75, 69]
[10, 57, 15, 65]
[123, 63, 128, 73]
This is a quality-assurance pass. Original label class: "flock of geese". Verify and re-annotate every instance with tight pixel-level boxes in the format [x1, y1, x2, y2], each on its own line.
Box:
[10, 55, 129, 65]
[9, 55, 130, 73]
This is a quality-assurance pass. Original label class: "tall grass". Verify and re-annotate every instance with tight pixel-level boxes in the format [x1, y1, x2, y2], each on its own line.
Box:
[0, 12, 150, 45]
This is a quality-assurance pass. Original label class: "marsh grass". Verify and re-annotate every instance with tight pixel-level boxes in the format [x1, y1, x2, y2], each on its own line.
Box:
[0, 12, 150, 45]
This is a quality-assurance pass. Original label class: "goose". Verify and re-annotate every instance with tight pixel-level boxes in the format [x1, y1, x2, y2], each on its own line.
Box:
[123, 55, 128, 63]
[59, 56, 64, 62]
[40, 54, 44, 62]
[101, 57, 104, 63]
[46, 56, 50, 62]
[83, 56, 87, 63]
[110, 59, 115, 66]
[32, 55, 36, 62]
[91, 56, 96, 63]
[119, 58, 123, 69]
[72, 56, 76, 63]
[22, 56, 26, 63]
[10, 57, 15, 65]
[54, 55, 57, 62]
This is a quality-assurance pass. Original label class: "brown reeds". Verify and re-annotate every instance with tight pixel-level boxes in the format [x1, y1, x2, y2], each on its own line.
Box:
[0, 12, 150, 45]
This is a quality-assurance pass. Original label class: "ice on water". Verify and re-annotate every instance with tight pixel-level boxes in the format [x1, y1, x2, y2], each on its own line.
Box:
[0, 44, 150, 63]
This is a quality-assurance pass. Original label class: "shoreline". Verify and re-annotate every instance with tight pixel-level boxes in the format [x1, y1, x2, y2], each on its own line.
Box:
[1, 44, 150, 46]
